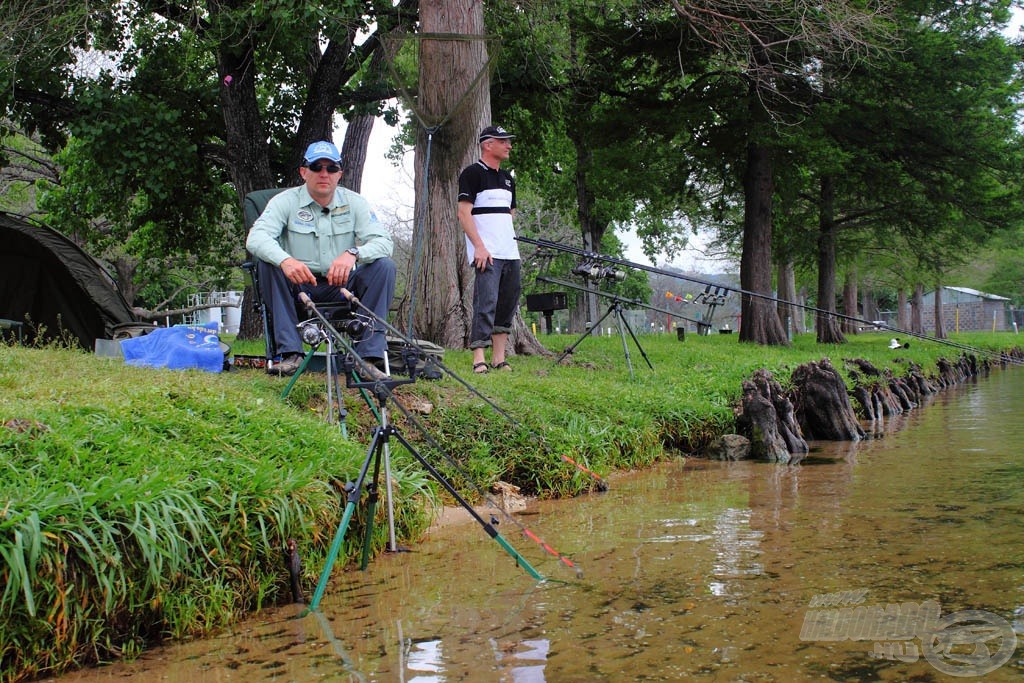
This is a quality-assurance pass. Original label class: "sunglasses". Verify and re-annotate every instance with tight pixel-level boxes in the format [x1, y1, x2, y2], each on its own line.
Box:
[307, 162, 341, 173]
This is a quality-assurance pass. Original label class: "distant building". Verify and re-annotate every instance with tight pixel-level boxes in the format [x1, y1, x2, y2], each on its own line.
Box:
[921, 286, 1011, 333]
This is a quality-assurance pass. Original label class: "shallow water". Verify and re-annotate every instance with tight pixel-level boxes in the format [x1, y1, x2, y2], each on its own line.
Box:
[52, 369, 1024, 681]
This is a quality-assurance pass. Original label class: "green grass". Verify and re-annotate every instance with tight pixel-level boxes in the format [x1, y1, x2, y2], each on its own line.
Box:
[0, 329, 1019, 681]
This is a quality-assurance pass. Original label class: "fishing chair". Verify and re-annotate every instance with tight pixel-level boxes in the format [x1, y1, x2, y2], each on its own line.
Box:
[240, 188, 444, 378]
[240, 188, 375, 370]
[241, 188, 287, 364]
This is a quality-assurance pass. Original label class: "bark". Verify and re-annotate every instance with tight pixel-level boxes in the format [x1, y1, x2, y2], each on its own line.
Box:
[933, 284, 946, 339]
[738, 141, 787, 345]
[896, 289, 909, 330]
[410, 0, 488, 347]
[776, 259, 799, 340]
[790, 358, 865, 441]
[841, 269, 858, 335]
[815, 175, 845, 344]
[911, 283, 924, 334]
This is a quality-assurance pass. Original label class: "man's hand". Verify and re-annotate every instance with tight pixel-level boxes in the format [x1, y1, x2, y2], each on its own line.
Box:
[472, 244, 492, 271]
[280, 257, 317, 286]
[326, 251, 358, 287]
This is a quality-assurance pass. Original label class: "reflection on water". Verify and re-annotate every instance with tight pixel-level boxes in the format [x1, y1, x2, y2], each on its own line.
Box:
[52, 370, 1024, 682]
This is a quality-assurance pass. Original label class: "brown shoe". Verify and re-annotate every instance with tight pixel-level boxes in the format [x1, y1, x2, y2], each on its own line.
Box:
[268, 353, 304, 377]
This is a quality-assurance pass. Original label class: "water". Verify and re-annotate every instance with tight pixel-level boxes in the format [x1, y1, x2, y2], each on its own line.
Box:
[53, 370, 1024, 682]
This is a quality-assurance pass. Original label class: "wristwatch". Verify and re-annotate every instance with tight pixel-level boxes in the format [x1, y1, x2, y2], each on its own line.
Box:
[346, 246, 359, 259]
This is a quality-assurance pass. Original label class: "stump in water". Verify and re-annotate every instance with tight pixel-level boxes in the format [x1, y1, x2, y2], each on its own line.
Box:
[736, 369, 807, 462]
[790, 358, 865, 441]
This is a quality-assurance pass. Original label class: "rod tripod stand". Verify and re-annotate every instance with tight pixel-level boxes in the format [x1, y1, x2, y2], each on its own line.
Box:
[305, 372, 544, 612]
[297, 292, 546, 615]
[280, 319, 353, 431]
[558, 296, 654, 380]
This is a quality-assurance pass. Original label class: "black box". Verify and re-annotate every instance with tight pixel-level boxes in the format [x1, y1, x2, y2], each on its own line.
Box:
[526, 292, 568, 312]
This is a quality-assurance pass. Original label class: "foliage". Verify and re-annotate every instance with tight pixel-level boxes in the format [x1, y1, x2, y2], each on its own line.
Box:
[0, 345, 432, 681]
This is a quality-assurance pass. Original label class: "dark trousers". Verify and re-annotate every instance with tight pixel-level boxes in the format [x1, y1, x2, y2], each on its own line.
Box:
[470, 258, 521, 348]
[257, 258, 396, 360]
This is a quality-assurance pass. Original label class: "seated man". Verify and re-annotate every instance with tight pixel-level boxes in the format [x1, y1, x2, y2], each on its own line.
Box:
[246, 140, 396, 376]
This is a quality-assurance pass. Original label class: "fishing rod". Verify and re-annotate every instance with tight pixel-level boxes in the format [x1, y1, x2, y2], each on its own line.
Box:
[536, 274, 707, 330]
[517, 236, 1023, 367]
[294, 294, 551, 614]
[334, 288, 611, 492]
[312, 290, 583, 579]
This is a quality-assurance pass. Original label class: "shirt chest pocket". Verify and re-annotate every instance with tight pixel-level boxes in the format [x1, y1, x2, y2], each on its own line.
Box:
[327, 212, 355, 245]
[283, 221, 319, 262]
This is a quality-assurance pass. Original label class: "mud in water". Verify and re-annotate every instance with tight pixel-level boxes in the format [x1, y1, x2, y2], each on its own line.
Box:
[50, 370, 1024, 682]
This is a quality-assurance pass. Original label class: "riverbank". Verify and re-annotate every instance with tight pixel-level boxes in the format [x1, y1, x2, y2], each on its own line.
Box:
[1, 331, 1019, 681]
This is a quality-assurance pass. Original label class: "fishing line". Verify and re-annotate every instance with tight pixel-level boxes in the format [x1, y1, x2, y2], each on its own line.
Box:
[517, 236, 1023, 368]
[334, 287, 612, 491]
[300, 293, 580, 580]
[329, 289, 585, 577]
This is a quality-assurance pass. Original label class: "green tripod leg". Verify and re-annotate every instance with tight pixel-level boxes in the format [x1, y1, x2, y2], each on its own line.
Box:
[302, 427, 386, 613]
[360, 483, 379, 570]
[281, 347, 318, 399]
[303, 496, 358, 614]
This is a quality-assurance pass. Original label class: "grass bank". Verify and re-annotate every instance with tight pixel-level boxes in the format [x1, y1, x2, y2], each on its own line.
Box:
[1, 330, 1018, 681]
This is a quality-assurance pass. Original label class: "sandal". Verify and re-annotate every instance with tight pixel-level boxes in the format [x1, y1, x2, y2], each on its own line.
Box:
[491, 361, 512, 371]
[473, 362, 490, 374]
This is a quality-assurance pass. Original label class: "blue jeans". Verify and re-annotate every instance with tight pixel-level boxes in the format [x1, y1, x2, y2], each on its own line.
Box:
[257, 257, 396, 360]
[470, 259, 521, 348]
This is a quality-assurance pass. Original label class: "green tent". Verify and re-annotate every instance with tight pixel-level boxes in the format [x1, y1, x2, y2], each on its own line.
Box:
[1, 212, 137, 349]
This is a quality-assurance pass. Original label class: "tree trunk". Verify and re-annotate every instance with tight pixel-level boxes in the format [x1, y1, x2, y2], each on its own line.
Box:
[738, 142, 787, 345]
[796, 286, 807, 334]
[341, 44, 394, 192]
[897, 289, 909, 330]
[340, 114, 374, 192]
[790, 359, 866, 441]
[777, 259, 798, 340]
[841, 269, 858, 335]
[911, 283, 924, 334]
[860, 285, 879, 325]
[815, 174, 845, 344]
[933, 283, 946, 339]
[293, 35, 357, 171]
[572, 137, 601, 331]
[215, 4, 276, 341]
[410, 0, 488, 347]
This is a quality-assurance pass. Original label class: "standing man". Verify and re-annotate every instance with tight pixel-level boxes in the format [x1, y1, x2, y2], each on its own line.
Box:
[246, 140, 396, 377]
[457, 125, 521, 373]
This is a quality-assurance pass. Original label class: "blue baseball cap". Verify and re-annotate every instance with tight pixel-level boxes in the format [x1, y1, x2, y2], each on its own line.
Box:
[302, 140, 342, 164]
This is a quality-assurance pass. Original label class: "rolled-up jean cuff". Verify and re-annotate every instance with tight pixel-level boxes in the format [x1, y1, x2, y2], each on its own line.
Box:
[469, 340, 492, 349]
[492, 326, 513, 335]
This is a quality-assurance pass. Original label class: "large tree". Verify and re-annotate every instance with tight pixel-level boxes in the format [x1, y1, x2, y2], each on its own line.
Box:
[2, 0, 415, 321]
[488, 0, 891, 345]
[779, 0, 1024, 342]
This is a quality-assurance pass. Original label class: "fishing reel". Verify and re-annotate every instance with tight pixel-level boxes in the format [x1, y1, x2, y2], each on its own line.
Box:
[572, 260, 626, 282]
[297, 312, 368, 345]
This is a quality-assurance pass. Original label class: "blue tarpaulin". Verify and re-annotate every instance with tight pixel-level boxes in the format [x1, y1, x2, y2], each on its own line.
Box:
[120, 323, 224, 373]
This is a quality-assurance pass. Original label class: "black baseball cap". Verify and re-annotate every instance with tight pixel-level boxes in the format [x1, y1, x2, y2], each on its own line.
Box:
[479, 125, 515, 143]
